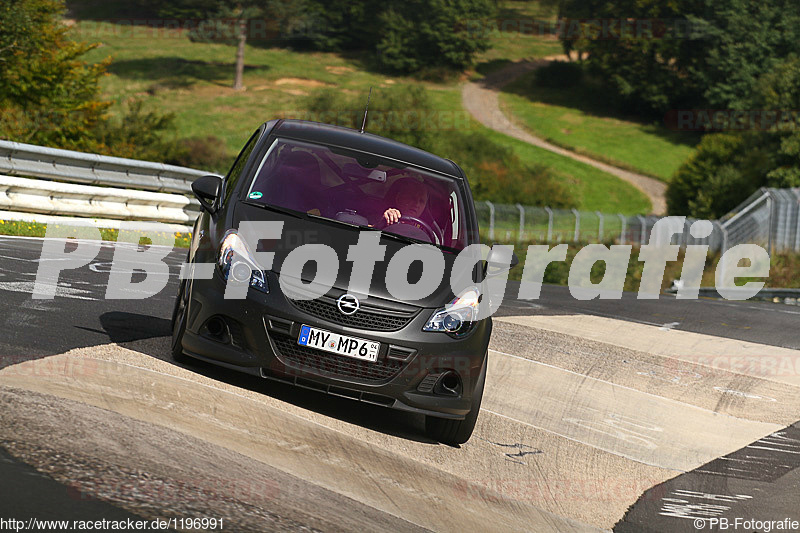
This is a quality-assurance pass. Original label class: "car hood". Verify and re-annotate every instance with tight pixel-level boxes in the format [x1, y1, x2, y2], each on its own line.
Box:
[235, 202, 469, 308]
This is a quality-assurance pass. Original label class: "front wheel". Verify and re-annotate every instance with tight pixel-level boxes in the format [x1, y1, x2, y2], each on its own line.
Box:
[171, 279, 190, 363]
[425, 355, 486, 446]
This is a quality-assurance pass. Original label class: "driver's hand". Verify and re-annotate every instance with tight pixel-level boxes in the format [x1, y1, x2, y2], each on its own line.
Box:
[383, 208, 401, 225]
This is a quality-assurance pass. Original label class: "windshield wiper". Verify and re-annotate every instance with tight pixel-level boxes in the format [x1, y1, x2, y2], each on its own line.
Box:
[306, 212, 366, 229]
[376, 231, 432, 246]
[242, 201, 305, 219]
[305, 212, 441, 247]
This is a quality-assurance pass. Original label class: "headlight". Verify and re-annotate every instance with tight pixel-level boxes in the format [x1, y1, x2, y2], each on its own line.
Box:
[423, 288, 480, 337]
[218, 231, 268, 293]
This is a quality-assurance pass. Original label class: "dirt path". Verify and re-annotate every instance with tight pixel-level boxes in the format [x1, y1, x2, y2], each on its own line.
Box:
[462, 57, 667, 214]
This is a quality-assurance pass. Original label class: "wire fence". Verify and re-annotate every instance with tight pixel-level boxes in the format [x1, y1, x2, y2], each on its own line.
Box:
[476, 202, 724, 249]
[478, 187, 800, 255]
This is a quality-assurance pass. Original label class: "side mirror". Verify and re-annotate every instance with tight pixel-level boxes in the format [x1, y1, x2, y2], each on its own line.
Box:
[192, 175, 223, 214]
[484, 247, 520, 278]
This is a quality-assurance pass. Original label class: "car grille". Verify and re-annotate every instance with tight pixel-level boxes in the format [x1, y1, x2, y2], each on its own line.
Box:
[270, 331, 405, 383]
[288, 297, 417, 331]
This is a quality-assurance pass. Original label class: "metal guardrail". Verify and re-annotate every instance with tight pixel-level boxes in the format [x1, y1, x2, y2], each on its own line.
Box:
[0, 175, 196, 224]
[0, 140, 206, 227]
[718, 187, 800, 254]
[0, 140, 207, 194]
[665, 286, 800, 302]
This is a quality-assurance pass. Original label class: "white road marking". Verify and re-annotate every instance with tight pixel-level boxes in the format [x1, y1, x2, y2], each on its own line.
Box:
[659, 489, 753, 520]
[621, 357, 705, 386]
[713, 387, 778, 402]
[0, 253, 77, 263]
[0, 281, 97, 301]
[746, 430, 800, 454]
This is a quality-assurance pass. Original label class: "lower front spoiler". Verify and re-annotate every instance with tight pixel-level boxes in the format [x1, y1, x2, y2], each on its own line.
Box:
[182, 348, 466, 421]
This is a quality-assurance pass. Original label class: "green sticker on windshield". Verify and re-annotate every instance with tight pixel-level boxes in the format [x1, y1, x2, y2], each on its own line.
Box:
[249, 191, 263, 199]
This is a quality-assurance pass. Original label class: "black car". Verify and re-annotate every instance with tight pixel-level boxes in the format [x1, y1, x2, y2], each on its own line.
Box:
[172, 119, 517, 445]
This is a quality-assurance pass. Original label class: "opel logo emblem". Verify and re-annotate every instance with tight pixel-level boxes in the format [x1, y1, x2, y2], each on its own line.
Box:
[336, 294, 360, 315]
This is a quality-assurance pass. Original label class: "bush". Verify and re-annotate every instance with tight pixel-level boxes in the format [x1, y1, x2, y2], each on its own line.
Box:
[534, 61, 584, 89]
[89, 100, 177, 160]
[169, 136, 232, 174]
[95, 103, 232, 171]
[304, 86, 575, 207]
[302, 85, 435, 151]
[509, 241, 723, 292]
[432, 130, 572, 208]
[666, 133, 765, 218]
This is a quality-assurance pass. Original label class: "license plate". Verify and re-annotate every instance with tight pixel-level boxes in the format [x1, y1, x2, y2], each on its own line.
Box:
[297, 325, 380, 363]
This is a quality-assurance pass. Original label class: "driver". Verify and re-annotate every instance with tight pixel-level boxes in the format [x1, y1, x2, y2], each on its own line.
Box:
[382, 178, 429, 225]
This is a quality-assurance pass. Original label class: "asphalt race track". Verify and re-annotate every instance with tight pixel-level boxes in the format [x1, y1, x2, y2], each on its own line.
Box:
[0, 235, 798, 531]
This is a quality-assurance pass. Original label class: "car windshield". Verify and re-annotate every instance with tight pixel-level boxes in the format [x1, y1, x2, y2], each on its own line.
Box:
[245, 138, 470, 251]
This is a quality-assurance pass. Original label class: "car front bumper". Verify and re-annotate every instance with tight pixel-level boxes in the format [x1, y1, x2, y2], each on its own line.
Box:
[180, 272, 491, 419]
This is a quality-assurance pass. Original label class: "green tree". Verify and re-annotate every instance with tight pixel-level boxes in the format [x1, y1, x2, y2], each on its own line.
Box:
[296, 0, 494, 74]
[297, 0, 383, 51]
[688, 0, 800, 111]
[746, 55, 800, 188]
[376, 0, 495, 73]
[558, 0, 703, 115]
[667, 56, 800, 218]
[558, 0, 800, 115]
[0, 0, 109, 149]
[1, 0, 187, 163]
[76, 0, 495, 76]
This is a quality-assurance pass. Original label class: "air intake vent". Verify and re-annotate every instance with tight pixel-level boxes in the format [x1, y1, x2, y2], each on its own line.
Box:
[269, 331, 405, 383]
[386, 345, 416, 362]
[267, 317, 292, 334]
[287, 296, 418, 332]
[417, 373, 442, 394]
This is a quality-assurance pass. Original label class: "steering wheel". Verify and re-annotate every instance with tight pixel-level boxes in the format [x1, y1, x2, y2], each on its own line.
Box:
[380, 215, 439, 244]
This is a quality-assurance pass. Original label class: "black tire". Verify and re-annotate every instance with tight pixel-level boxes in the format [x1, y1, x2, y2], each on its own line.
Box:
[171, 278, 190, 363]
[425, 354, 487, 446]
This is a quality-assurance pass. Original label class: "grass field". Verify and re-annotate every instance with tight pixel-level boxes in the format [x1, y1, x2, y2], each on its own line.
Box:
[424, 91, 651, 214]
[480, 129, 652, 213]
[70, 15, 651, 215]
[472, 0, 563, 77]
[501, 71, 700, 181]
[0, 219, 191, 247]
[76, 21, 397, 152]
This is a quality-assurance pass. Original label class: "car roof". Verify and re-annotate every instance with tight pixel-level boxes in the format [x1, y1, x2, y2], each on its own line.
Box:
[268, 119, 462, 178]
